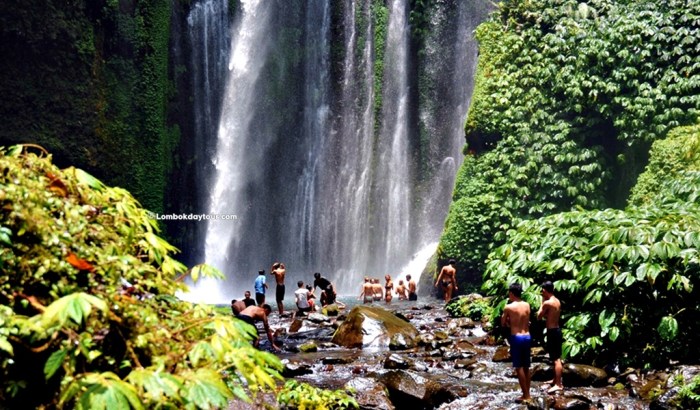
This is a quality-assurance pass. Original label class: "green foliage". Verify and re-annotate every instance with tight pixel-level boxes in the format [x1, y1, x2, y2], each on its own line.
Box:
[0, 0, 179, 214]
[371, 0, 389, 133]
[0, 147, 282, 408]
[675, 375, 700, 409]
[277, 380, 359, 410]
[629, 123, 700, 205]
[445, 296, 493, 322]
[442, 0, 700, 289]
[481, 136, 700, 367]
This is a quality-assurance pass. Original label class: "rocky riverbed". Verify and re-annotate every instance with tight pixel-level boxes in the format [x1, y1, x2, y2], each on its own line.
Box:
[234, 297, 697, 409]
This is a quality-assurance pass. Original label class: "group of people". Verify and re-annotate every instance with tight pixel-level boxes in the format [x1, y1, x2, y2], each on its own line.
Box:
[358, 274, 418, 303]
[501, 280, 564, 402]
[229, 264, 343, 350]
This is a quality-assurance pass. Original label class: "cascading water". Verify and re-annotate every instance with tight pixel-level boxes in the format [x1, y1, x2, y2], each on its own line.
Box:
[186, 0, 491, 302]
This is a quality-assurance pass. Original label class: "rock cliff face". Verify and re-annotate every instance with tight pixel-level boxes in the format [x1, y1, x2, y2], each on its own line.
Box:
[331, 305, 418, 348]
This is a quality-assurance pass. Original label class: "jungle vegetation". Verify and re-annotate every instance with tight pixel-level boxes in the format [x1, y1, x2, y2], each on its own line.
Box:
[0, 147, 357, 409]
[439, 0, 700, 371]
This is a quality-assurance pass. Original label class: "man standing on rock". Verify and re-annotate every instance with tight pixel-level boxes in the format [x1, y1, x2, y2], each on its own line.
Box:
[271, 262, 286, 315]
[501, 282, 531, 403]
[313, 272, 336, 306]
[538, 280, 563, 394]
[434, 259, 458, 302]
[406, 274, 418, 301]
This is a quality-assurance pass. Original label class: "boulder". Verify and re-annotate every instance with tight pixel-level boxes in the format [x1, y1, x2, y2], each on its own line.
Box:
[281, 361, 313, 377]
[345, 377, 394, 410]
[378, 370, 457, 408]
[491, 345, 510, 362]
[331, 306, 419, 348]
[562, 363, 608, 387]
[389, 333, 416, 350]
[307, 313, 331, 324]
[384, 353, 412, 370]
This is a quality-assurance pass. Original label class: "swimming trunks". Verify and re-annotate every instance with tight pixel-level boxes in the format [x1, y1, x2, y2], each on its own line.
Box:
[255, 292, 265, 306]
[236, 314, 258, 337]
[510, 334, 531, 368]
[408, 292, 417, 301]
[546, 328, 562, 360]
[276, 284, 285, 303]
[441, 280, 452, 288]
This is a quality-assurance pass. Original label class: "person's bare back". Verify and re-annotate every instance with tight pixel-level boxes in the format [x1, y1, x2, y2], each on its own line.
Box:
[272, 264, 286, 286]
[538, 294, 561, 329]
[502, 300, 531, 335]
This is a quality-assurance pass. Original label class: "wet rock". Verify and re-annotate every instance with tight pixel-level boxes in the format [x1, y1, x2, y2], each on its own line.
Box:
[551, 394, 593, 410]
[378, 370, 457, 409]
[468, 362, 490, 378]
[434, 330, 449, 340]
[345, 377, 394, 410]
[389, 333, 416, 350]
[453, 339, 479, 356]
[492, 345, 510, 362]
[440, 350, 463, 361]
[299, 342, 318, 353]
[649, 386, 682, 410]
[449, 317, 477, 329]
[417, 333, 435, 346]
[563, 364, 608, 387]
[454, 358, 477, 369]
[281, 361, 313, 377]
[289, 318, 304, 333]
[393, 312, 411, 322]
[331, 306, 419, 348]
[322, 354, 358, 365]
[384, 353, 412, 370]
[307, 312, 331, 324]
[665, 365, 700, 389]
[637, 379, 665, 401]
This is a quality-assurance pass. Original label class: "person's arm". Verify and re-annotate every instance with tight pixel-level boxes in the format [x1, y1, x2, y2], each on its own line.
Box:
[501, 305, 510, 328]
[358, 286, 364, 300]
[262, 317, 280, 351]
[453, 274, 458, 290]
[435, 268, 445, 287]
[537, 300, 548, 320]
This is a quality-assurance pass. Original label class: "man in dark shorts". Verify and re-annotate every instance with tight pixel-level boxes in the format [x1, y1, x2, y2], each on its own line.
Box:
[271, 262, 286, 315]
[501, 282, 531, 403]
[254, 270, 267, 305]
[406, 274, 418, 301]
[313, 272, 336, 305]
[235, 304, 280, 351]
[434, 259, 458, 302]
[538, 280, 563, 393]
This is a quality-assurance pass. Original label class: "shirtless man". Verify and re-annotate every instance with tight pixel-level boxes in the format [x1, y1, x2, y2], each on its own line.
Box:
[538, 281, 563, 393]
[406, 275, 417, 301]
[372, 278, 383, 301]
[501, 282, 531, 403]
[435, 259, 458, 302]
[358, 277, 374, 303]
[271, 262, 286, 315]
[395, 280, 408, 300]
[231, 299, 246, 315]
[236, 304, 280, 352]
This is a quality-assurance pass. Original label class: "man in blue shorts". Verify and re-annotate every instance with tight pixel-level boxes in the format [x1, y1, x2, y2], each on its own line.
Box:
[501, 282, 531, 403]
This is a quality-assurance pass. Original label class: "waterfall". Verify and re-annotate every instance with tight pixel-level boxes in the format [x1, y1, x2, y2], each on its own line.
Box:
[185, 0, 490, 302]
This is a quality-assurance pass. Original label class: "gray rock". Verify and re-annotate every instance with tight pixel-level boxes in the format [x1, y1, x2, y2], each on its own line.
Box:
[344, 377, 394, 410]
[331, 306, 419, 348]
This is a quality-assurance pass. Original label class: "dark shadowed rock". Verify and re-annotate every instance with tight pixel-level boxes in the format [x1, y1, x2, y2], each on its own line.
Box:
[281, 361, 313, 377]
[331, 306, 419, 348]
[384, 353, 412, 370]
[492, 345, 510, 362]
[389, 333, 416, 350]
[563, 364, 608, 387]
[378, 370, 457, 409]
[345, 377, 394, 410]
[307, 312, 331, 323]
[289, 318, 303, 333]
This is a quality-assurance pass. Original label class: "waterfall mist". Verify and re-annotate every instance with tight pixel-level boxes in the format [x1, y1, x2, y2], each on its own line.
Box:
[183, 0, 491, 302]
